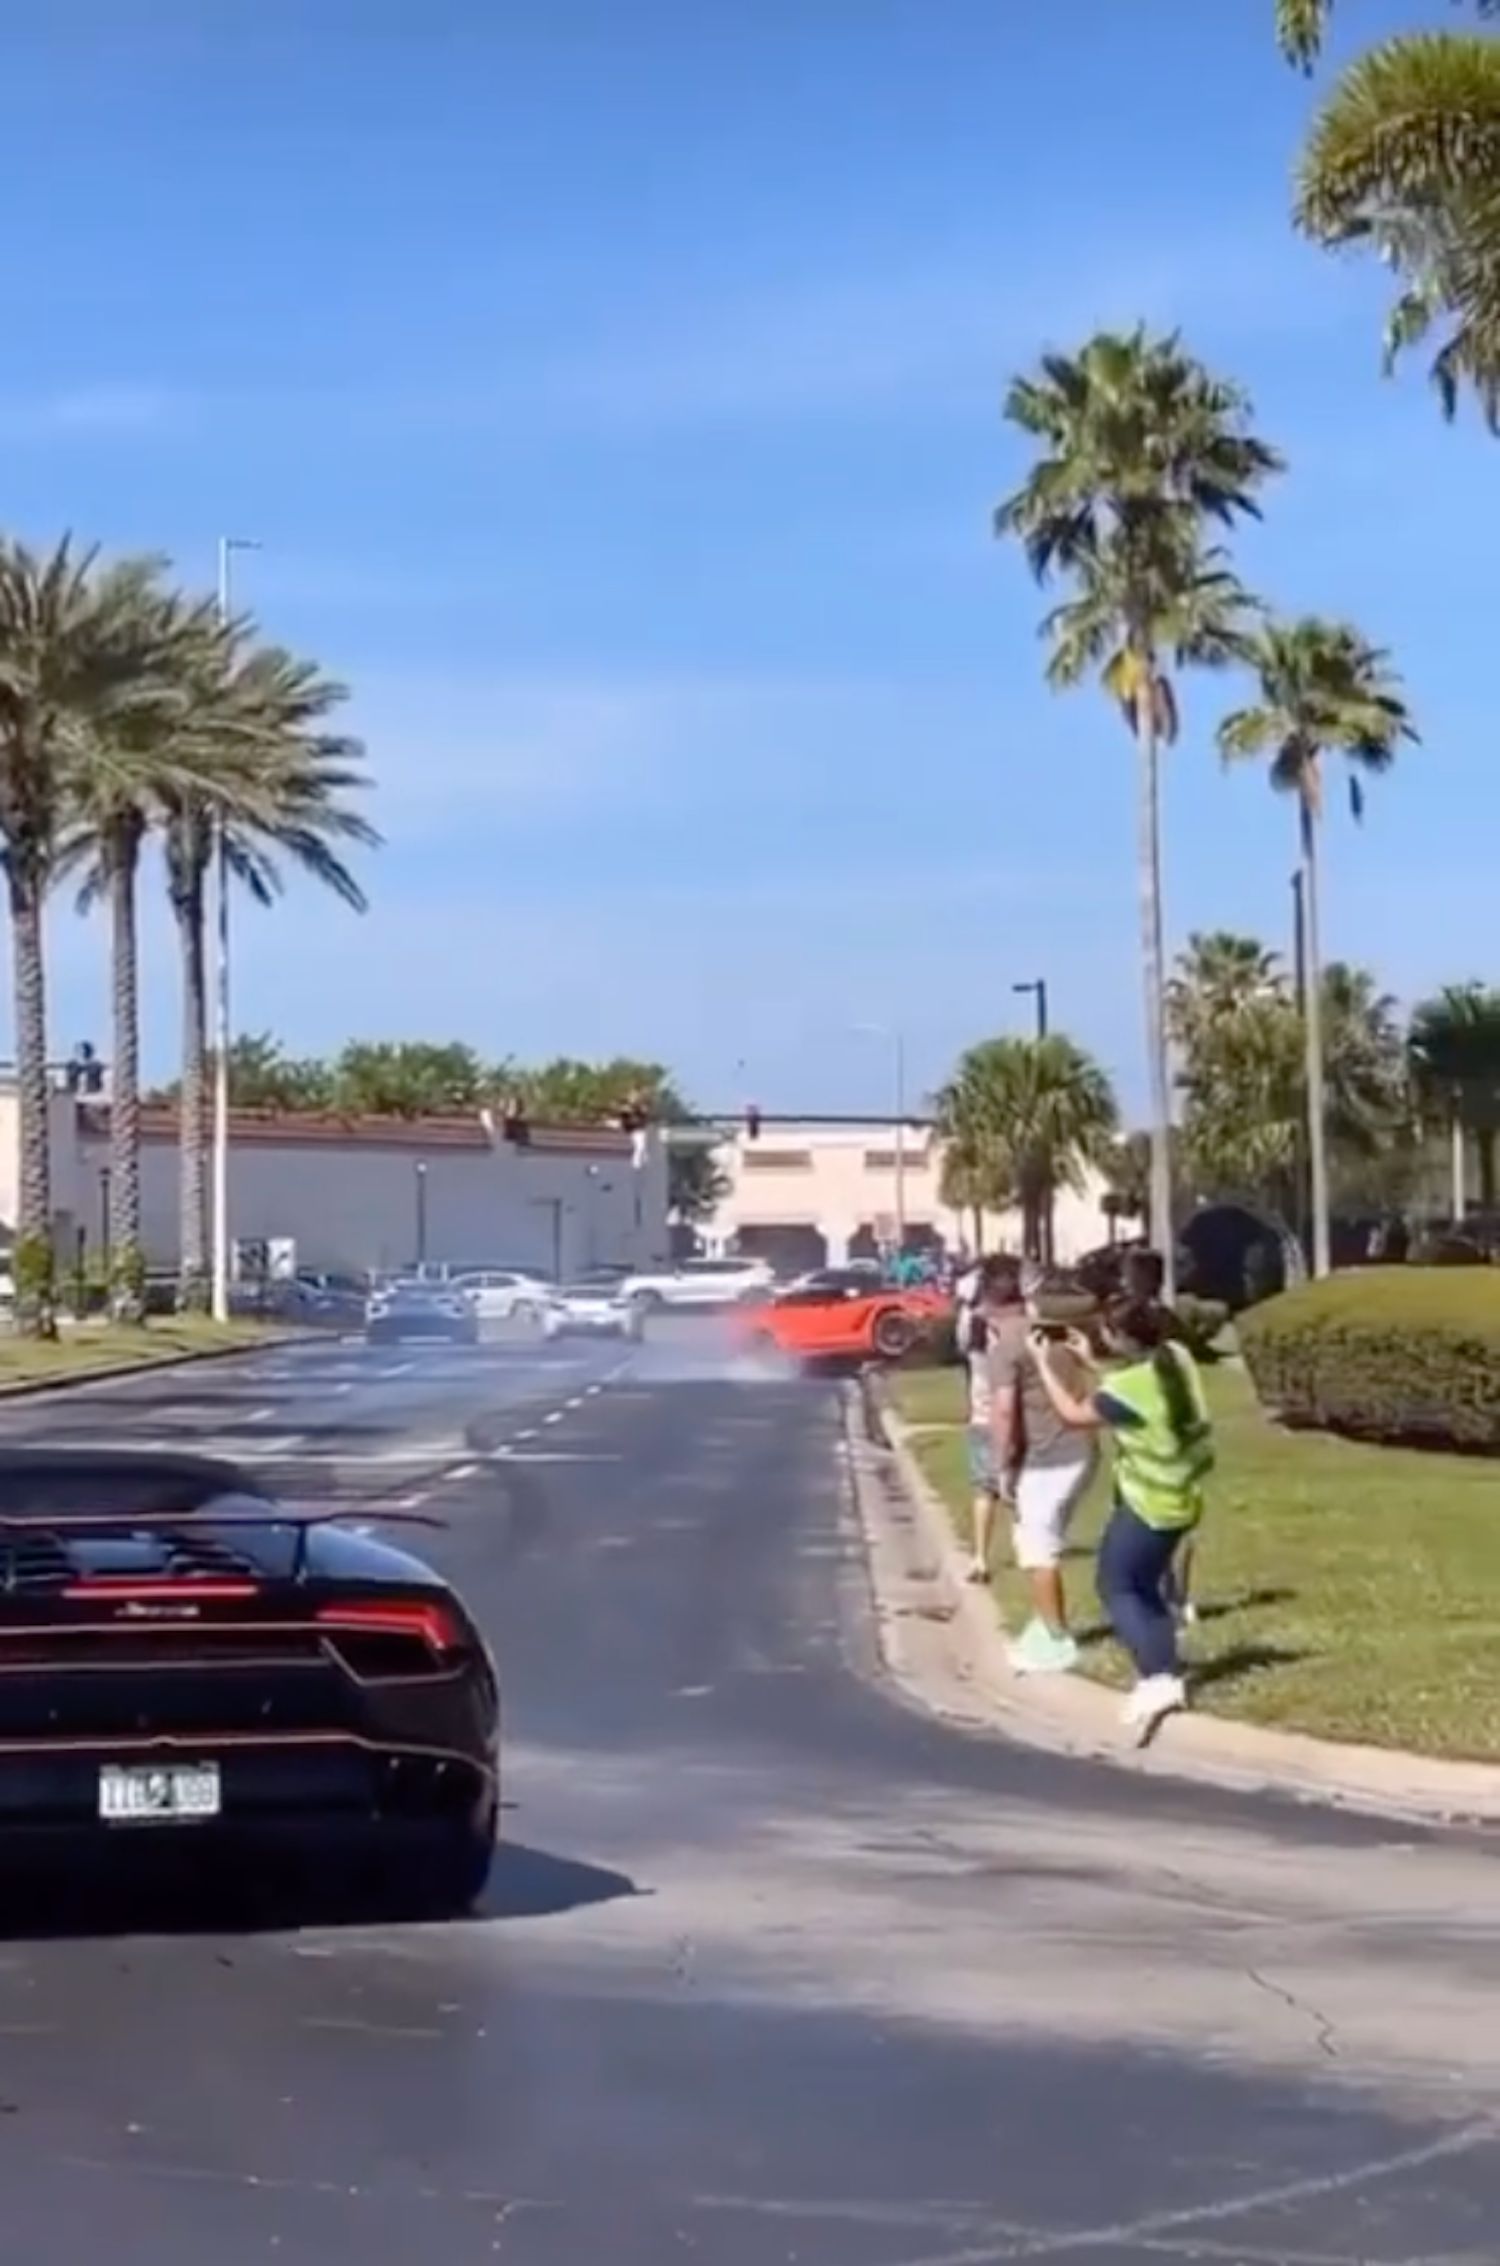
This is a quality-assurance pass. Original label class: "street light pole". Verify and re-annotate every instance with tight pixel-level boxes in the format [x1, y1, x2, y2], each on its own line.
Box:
[892, 1028, 907, 1252]
[414, 1160, 429, 1265]
[855, 1023, 907, 1252]
[1013, 977, 1049, 1039]
[209, 535, 260, 1322]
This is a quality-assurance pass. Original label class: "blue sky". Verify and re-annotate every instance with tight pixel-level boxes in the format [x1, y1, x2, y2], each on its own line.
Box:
[5, 0, 1487, 1117]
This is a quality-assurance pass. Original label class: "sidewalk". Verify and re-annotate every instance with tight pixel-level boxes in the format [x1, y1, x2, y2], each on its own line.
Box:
[849, 1381, 1500, 1830]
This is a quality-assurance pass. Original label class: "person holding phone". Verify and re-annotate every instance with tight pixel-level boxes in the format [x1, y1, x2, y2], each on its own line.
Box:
[983, 1259, 1095, 1673]
[1026, 1295, 1215, 1740]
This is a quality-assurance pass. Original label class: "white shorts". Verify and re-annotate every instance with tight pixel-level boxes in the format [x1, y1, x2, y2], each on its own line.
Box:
[1013, 1459, 1094, 1571]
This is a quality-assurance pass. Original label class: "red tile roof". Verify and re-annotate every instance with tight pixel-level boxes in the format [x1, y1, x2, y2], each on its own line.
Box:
[77, 1104, 636, 1159]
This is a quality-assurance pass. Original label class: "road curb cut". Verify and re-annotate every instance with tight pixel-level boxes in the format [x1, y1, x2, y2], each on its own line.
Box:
[854, 1376, 1500, 1830]
[0, 1330, 321, 1402]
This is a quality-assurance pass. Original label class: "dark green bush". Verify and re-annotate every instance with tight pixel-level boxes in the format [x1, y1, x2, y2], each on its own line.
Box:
[1171, 1294, 1229, 1357]
[1411, 1233, 1489, 1266]
[1238, 1269, 1500, 1450]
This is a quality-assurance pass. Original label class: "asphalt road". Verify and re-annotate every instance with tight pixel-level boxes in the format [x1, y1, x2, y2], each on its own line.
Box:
[0, 1326, 1495, 2265]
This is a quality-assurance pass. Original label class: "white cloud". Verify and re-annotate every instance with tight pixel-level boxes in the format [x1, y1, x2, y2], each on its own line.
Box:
[0, 384, 191, 438]
[345, 668, 1004, 831]
[0, 223, 1373, 451]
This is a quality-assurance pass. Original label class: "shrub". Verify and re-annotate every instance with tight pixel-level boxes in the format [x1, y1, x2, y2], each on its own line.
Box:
[1171, 1294, 1229, 1358]
[1238, 1268, 1500, 1450]
[1411, 1232, 1489, 1266]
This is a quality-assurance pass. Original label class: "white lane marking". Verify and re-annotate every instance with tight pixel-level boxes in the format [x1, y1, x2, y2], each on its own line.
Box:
[563, 1396, 585, 1411]
[512, 1427, 538, 1442]
[33, 1439, 467, 1465]
[542, 1410, 564, 1426]
[487, 1451, 624, 1464]
[243, 1406, 276, 1424]
[445, 1462, 478, 1482]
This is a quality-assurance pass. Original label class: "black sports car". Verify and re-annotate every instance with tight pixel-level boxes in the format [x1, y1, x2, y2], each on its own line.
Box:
[365, 1281, 479, 1346]
[0, 1448, 499, 1915]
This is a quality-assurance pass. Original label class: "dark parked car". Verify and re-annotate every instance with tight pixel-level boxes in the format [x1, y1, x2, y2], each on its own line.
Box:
[364, 1282, 479, 1346]
[0, 1448, 499, 1914]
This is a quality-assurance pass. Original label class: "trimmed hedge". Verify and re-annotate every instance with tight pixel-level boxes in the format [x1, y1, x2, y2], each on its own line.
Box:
[1238, 1268, 1500, 1451]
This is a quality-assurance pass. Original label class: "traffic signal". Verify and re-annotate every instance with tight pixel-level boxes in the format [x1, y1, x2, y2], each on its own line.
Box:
[745, 1103, 761, 1141]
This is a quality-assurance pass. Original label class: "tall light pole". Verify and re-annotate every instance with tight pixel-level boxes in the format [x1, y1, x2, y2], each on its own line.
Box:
[210, 535, 261, 1322]
[1013, 977, 1049, 1039]
[855, 1023, 907, 1251]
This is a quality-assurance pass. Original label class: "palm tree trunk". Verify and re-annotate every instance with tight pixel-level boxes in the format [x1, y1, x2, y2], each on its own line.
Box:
[1480, 1132, 1496, 1213]
[171, 872, 210, 1308]
[107, 828, 146, 1323]
[1299, 796, 1332, 1278]
[1135, 697, 1177, 1302]
[6, 864, 56, 1338]
[1450, 1106, 1467, 1222]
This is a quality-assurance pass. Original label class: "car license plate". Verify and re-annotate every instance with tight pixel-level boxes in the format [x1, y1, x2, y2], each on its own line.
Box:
[98, 1763, 222, 1826]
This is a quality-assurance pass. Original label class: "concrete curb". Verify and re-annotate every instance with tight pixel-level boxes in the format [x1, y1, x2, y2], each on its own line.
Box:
[852, 1377, 1500, 1830]
[0, 1329, 320, 1402]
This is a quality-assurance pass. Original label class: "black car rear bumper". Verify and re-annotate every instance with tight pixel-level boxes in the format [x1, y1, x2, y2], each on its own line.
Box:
[0, 1735, 496, 1843]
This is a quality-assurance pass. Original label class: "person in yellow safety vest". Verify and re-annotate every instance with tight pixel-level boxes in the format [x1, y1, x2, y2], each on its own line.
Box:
[1026, 1293, 1214, 1744]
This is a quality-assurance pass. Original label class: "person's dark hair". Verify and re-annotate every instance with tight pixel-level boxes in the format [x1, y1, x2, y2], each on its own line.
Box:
[1105, 1295, 1198, 1444]
[978, 1252, 1024, 1308]
[1120, 1247, 1165, 1302]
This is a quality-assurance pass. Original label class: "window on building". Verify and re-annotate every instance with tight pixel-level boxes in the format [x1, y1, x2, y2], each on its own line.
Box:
[863, 1148, 925, 1171]
[740, 1149, 813, 1171]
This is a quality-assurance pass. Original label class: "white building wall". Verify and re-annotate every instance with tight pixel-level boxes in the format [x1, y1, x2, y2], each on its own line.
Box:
[0, 1085, 674, 1276]
[698, 1124, 1113, 1263]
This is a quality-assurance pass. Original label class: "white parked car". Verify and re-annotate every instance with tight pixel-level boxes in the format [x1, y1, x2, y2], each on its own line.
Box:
[541, 1281, 645, 1341]
[449, 1268, 553, 1322]
[618, 1257, 774, 1310]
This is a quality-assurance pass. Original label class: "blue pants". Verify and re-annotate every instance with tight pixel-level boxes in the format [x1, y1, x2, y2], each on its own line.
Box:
[1096, 1502, 1186, 1679]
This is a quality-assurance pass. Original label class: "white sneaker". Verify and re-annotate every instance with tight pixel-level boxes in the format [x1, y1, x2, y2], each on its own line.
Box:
[1175, 1600, 1199, 1629]
[1121, 1674, 1186, 1743]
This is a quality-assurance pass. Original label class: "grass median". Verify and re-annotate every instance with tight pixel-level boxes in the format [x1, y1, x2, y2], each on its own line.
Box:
[886, 1361, 1500, 1764]
[0, 1316, 290, 1394]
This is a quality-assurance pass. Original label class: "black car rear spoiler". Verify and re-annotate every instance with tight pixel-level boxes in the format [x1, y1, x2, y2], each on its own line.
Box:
[0, 1508, 448, 1582]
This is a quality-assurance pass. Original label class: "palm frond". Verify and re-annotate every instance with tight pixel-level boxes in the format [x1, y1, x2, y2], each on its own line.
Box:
[1294, 29, 1500, 422]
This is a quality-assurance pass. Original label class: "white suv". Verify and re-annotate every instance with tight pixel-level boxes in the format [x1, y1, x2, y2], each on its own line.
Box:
[620, 1257, 774, 1309]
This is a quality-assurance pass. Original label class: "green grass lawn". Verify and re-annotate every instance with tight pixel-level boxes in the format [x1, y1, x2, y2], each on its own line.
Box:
[888, 1361, 1500, 1763]
[0, 1316, 288, 1393]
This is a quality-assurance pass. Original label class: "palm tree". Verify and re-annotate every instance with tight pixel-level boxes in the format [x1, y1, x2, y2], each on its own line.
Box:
[1216, 618, 1418, 1276]
[936, 1120, 1011, 1252]
[935, 1033, 1119, 1262]
[57, 578, 240, 1318]
[0, 537, 194, 1333]
[1409, 981, 1500, 1214]
[996, 327, 1284, 1296]
[1166, 931, 1287, 1053]
[1276, 6, 1500, 422]
[163, 637, 379, 1306]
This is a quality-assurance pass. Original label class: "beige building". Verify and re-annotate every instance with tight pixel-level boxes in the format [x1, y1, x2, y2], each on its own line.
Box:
[0, 1079, 671, 1279]
[692, 1119, 1115, 1269]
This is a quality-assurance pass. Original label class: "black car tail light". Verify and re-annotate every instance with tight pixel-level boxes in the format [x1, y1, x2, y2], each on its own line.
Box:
[316, 1596, 466, 1678]
[60, 1579, 262, 1602]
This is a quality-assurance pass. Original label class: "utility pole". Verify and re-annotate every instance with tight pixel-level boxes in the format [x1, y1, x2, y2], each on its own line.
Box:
[854, 1023, 908, 1252]
[1013, 977, 1049, 1039]
[210, 534, 260, 1322]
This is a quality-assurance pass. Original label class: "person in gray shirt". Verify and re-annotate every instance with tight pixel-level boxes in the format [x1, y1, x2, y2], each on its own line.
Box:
[985, 1262, 1096, 1675]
